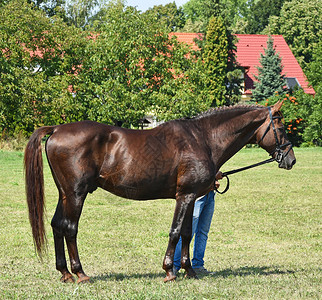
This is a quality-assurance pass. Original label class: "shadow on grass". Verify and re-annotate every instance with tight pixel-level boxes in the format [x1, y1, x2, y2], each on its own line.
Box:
[208, 265, 295, 278]
[91, 272, 165, 282]
[90, 265, 295, 282]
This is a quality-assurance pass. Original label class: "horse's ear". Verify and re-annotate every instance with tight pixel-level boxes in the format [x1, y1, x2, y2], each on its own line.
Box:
[271, 100, 284, 113]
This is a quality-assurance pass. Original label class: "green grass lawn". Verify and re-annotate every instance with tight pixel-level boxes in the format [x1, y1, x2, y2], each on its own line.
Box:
[0, 148, 321, 299]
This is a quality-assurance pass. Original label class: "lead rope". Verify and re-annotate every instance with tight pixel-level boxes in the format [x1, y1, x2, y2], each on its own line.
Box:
[213, 157, 275, 194]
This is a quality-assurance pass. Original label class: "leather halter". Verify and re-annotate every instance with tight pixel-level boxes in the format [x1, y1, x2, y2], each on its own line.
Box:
[214, 107, 293, 194]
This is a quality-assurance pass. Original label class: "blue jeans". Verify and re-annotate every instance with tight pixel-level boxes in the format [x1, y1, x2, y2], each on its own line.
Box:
[173, 190, 215, 270]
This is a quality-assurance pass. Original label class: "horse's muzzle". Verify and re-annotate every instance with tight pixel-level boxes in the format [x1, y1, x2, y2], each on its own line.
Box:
[279, 155, 296, 170]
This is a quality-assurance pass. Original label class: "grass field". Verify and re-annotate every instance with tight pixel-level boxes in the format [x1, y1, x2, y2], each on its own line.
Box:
[0, 147, 321, 299]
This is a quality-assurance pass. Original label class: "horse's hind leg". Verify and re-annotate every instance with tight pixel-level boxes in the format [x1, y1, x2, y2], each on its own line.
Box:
[64, 190, 90, 283]
[51, 189, 90, 283]
[64, 199, 90, 284]
[51, 193, 74, 283]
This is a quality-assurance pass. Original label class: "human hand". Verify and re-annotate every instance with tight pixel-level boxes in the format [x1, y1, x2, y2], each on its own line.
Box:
[215, 180, 220, 189]
[215, 171, 223, 180]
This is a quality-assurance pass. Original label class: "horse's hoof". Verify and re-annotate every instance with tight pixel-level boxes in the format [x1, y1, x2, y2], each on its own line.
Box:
[77, 275, 91, 284]
[60, 274, 75, 283]
[163, 274, 177, 283]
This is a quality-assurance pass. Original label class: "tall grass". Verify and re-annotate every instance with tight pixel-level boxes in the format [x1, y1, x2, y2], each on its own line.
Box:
[0, 148, 321, 299]
[0, 133, 28, 151]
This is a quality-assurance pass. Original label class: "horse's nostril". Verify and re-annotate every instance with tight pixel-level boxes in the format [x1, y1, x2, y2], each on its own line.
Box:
[291, 159, 296, 166]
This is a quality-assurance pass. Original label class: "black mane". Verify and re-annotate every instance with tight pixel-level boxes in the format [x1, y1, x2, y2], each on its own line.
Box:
[157, 104, 266, 128]
[193, 104, 265, 120]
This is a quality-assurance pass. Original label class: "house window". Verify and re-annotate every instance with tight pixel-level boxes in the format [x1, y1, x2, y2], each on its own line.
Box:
[286, 77, 301, 90]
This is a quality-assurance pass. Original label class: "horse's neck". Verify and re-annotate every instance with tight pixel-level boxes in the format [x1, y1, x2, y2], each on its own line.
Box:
[202, 108, 267, 169]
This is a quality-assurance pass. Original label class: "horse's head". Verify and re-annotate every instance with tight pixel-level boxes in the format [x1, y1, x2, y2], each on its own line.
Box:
[256, 101, 296, 170]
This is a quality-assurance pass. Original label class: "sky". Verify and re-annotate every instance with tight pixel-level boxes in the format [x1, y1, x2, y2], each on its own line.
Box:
[125, 0, 189, 12]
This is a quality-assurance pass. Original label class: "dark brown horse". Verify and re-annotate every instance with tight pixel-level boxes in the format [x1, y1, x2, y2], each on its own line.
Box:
[24, 101, 295, 283]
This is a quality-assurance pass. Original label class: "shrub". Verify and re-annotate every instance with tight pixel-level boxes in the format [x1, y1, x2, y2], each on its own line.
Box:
[301, 86, 322, 146]
[262, 89, 321, 146]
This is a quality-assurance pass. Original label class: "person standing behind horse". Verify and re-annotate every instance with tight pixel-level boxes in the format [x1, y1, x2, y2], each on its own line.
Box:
[173, 171, 223, 275]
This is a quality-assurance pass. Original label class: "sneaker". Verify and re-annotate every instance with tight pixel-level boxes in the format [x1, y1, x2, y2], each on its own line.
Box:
[192, 266, 214, 275]
[173, 266, 179, 276]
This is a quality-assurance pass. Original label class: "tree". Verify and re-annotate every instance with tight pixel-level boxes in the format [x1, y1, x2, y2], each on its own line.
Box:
[181, 0, 252, 33]
[76, 2, 212, 126]
[181, 0, 224, 33]
[301, 87, 322, 146]
[222, 0, 252, 32]
[268, 0, 321, 68]
[303, 40, 322, 145]
[0, 0, 88, 136]
[202, 16, 228, 106]
[0, 0, 213, 135]
[64, 0, 103, 29]
[182, 1, 242, 105]
[28, 0, 66, 17]
[306, 40, 322, 90]
[252, 36, 286, 102]
[246, 0, 287, 34]
[144, 2, 185, 32]
[28, 0, 109, 29]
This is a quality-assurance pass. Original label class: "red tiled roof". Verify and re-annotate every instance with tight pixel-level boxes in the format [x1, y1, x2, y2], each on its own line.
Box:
[169, 32, 202, 51]
[235, 34, 315, 95]
[171, 33, 315, 95]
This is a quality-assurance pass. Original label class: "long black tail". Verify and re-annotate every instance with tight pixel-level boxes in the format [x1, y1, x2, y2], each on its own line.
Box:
[24, 126, 55, 257]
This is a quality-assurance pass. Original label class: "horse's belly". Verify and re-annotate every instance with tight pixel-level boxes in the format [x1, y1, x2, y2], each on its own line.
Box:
[98, 151, 177, 199]
[98, 172, 176, 200]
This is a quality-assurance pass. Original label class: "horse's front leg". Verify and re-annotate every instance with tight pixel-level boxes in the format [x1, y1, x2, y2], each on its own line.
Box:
[163, 193, 196, 282]
[180, 204, 197, 279]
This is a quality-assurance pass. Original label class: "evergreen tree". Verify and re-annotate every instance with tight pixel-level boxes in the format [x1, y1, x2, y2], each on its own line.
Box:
[187, 1, 242, 106]
[203, 16, 228, 106]
[252, 36, 286, 102]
